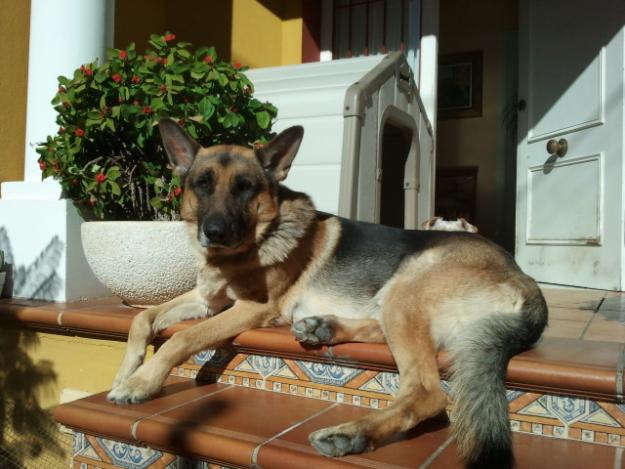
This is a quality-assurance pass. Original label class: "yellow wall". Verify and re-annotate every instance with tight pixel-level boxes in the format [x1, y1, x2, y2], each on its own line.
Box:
[0, 0, 30, 184]
[280, 1, 303, 65]
[231, 0, 302, 68]
[437, 0, 517, 240]
[115, 0, 303, 68]
[27, 333, 154, 409]
[115, 0, 234, 61]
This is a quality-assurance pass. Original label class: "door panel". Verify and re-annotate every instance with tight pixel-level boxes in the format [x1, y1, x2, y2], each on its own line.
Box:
[516, 0, 625, 290]
[528, 3, 606, 140]
[526, 155, 601, 244]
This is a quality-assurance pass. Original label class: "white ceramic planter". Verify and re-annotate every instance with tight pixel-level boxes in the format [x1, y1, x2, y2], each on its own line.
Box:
[81, 221, 199, 306]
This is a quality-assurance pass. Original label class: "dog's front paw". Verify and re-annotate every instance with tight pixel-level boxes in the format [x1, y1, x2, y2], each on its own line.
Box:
[309, 425, 372, 457]
[107, 375, 160, 405]
[292, 316, 335, 345]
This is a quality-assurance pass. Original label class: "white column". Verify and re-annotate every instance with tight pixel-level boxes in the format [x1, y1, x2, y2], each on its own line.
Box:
[3, 0, 115, 199]
[0, 0, 114, 301]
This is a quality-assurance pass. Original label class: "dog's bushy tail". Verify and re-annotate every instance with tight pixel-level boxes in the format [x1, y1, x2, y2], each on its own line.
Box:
[448, 290, 547, 468]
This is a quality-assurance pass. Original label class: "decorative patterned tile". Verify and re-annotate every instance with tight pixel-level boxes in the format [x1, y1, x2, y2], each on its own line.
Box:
[172, 348, 625, 448]
[72, 432, 235, 469]
[98, 437, 163, 468]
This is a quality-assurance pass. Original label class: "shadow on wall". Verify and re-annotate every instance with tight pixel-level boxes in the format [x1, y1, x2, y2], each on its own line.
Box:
[114, 0, 234, 60]
[0, 313, 63, 467]
[0, 227, 64, 300]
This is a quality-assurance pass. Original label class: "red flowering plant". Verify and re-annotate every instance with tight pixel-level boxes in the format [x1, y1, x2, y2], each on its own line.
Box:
[37, 32, 277, 220]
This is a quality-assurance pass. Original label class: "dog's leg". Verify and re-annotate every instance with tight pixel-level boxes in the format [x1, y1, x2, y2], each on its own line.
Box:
[107, 300, 276, 404]
[309, 282, 447, 456]
[112, 288, 211, 389]
[291, 315, 385, 345]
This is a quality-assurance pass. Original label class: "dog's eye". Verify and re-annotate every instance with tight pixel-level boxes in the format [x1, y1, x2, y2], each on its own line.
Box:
[195, 171, 214, 193]
[233, 177, 254, 194]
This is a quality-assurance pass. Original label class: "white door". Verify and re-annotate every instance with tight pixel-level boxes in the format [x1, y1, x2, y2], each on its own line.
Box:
[516, 0, 625, 290]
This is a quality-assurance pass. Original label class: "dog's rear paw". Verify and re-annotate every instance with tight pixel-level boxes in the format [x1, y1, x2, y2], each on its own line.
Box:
[106, 376, 157, 405]
[309, 426, 371, 457]
[292, 316, 335, 345]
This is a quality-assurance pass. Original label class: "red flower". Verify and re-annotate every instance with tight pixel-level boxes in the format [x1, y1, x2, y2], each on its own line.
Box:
[58, 86, 65, 94]
[58, 127, 65, 134]
[177, 118, 185, 125]
[142, 106, 152, 114]
[204, 55, 213, 64]
[159, 84, 167, 92]
[38, 161, 46, 171]
[80, 65, 93, 76]
[233, 61, 241, 69]
[164, 33, 176, 42]
[74, 128, 85, 137]
[111, 73, 122, 83]
[95, 173, 106, 183]
[131, 75, 141, 84]
[119, 50, 128, 60]
[173, 187, 183, 197]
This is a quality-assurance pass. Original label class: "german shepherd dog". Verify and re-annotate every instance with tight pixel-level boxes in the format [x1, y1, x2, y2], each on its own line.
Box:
[108, 119, 548, 468]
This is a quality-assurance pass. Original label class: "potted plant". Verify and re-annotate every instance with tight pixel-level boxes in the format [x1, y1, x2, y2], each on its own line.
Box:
[37, 33, 277, 306]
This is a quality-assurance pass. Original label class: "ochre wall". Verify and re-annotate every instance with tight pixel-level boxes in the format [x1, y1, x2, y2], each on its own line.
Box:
[0, 0, 30, 184]
[27, 333, 154, 409]
[115, 0, 303, 68]
[114, 0, 234, 61]
[231, 0, 302, 67]
[436, 0, 517, 241]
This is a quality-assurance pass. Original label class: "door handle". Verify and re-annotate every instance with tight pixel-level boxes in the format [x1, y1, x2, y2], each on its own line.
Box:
[546, 138, 568, 157]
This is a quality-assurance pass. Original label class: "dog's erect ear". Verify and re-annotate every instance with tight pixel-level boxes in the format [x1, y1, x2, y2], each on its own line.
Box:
[158, 118, 201, 175]
[421, 216, 441, 230]
[255, 126, 304, 182]
[459, 218, 478, 233]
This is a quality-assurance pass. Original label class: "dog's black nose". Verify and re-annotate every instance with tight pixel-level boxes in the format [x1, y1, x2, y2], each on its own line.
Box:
[203, 218, 228, 244]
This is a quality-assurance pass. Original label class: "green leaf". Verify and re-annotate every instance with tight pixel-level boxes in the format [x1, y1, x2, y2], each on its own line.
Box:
[150, 195, 163, 208]
[150, 97, 165, 111]
[109, 180, 121, 195]
[198, 97, 215, 120]
[94, 71, 108, 83]
[256, 111, 271, 129]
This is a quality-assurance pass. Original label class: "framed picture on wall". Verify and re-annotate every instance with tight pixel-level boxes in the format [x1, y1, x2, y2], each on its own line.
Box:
[437, 51, 483, 119]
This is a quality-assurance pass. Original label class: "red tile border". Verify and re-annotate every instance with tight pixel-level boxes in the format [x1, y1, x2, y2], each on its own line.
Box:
[4, 298, 624, 402]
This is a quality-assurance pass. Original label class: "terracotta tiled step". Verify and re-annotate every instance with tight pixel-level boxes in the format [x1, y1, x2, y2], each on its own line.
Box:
[2, 298, 624, 403]
[55, 377, 624, 469]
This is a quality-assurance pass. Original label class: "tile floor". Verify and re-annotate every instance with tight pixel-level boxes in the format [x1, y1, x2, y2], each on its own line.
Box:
[540, 285, 625, 343]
